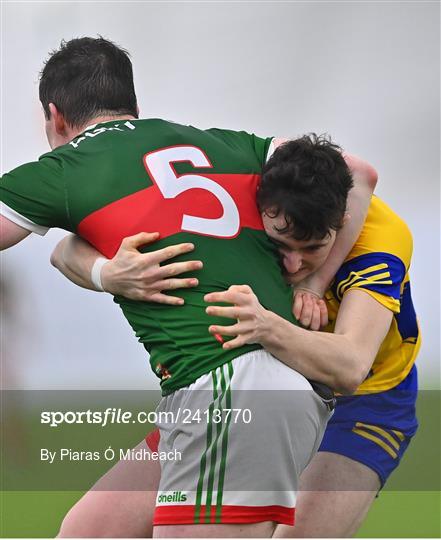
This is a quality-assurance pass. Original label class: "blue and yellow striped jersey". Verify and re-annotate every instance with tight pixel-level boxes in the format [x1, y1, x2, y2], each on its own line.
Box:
[325, 196, 421, 393]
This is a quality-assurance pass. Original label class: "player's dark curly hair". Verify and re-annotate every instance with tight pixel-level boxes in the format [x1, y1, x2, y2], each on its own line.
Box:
[39, 36, 138, 128]
[257, 134, 353, 240]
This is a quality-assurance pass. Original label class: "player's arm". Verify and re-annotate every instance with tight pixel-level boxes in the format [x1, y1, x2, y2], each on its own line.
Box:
[1, 157, 68, 248]
[51, 234, 107, 291]
[0, 215, 31, 249]
[205, 285, 392, 394]
[50, 232, 202, 304]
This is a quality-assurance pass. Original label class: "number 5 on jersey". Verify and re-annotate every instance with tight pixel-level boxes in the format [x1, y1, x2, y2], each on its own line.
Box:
[144, 146, 240, 238]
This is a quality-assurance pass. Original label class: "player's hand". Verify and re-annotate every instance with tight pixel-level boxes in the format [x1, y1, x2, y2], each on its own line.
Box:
[204, 285, 271, 350]
[101, 232, 202, 304]
[293, 288, 328, 330]
[288, 271, 329, 330]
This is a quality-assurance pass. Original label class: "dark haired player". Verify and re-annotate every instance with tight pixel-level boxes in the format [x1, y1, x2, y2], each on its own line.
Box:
[206, 139, 420, 537]
[0, 37, 377, 537]
[54, 137, 419, 538]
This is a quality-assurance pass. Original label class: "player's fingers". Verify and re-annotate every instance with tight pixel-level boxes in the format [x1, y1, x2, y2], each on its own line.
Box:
[223, 335, 248, 350]
[120, 232, 160, 250]
[156, 278, 199, 291]
[293, 292, 304, 319]
[149, 243, 195, 264]
[208, 323, 244, 337]
[204, 291, 230, 303]
[206, 306, 242, 320]
[299, 295, 314, 328]
[148, 292, 185, 305]
[229, 284, 252, 294]
[157, 260, 203, 278]
[319, 300, 329, 328]
[204, 290, 246, 305]
[309, 303, 322, 331]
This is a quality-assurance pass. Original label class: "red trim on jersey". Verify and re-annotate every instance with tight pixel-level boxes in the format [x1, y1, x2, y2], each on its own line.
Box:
[78, 173, 263, 258]
[153, 504, 295, 526]
[145, 428, 160, 452]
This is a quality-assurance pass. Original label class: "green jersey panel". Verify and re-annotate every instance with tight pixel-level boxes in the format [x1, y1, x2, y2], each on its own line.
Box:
[117, 229, 294, 394]
[0, 155, 71, 231]
[0, 119, 296, 393]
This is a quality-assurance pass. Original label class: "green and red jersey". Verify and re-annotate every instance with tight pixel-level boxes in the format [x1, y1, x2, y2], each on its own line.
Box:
[0, 119, 297, 393]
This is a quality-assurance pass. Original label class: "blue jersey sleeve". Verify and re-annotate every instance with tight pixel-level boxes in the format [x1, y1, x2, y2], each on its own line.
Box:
[332, 252, 406, 312]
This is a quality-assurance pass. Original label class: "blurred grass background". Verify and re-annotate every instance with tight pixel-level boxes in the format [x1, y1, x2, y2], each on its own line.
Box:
[2, 491, 440, 538]
[1, 391, 440, 537]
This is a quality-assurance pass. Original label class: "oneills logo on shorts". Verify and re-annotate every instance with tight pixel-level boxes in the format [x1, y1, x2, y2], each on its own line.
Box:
[157, 491, 187, 503]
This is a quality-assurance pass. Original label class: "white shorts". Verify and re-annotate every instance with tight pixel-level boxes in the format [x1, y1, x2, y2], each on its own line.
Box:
[153, 350, 332, 526]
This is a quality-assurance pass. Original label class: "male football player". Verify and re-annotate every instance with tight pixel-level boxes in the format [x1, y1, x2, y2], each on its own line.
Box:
[0, 37, 376, 538]
[52, 141, 418, 538]
[206, 141, 420, 537]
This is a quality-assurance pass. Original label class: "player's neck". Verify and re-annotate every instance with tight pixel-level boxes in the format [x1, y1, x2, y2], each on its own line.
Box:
[64, 114, 138, 143]
[51, 114, 138, 150]
[78, 114, 138, 133]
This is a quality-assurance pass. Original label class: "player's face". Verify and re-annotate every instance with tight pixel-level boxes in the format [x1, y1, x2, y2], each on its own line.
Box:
[262, 211, 337, 284]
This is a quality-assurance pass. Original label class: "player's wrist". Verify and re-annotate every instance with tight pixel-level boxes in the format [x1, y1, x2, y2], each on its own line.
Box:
[259, 310, 279, 347]
[91, 257, 110, 292]
[294, 272, 328, 299]
[294, 286, 322, 300]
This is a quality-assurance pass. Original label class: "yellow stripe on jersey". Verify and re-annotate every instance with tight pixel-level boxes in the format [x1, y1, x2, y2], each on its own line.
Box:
[352, 428, 398, 459]
[336, 265, 392, 299]
[352, 263, 389, 274]
[392, 430, 405, 442]
[355, 422, 402, 450]
[339, 276, 393, 297]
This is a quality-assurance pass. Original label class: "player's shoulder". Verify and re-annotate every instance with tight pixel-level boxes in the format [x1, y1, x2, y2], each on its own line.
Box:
[1, 149, 63, 185]
[204, 125, 272, 144]
[129, 118, 243, 139]
[347, 195, 413, 267]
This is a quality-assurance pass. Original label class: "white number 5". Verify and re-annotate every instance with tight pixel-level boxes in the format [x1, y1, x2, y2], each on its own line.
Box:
[144, 146, 240, 237]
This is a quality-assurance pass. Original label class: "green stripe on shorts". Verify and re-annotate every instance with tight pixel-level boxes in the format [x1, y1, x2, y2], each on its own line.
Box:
[215, 362, 234, 522]
[194, 368, 219, 523]
[195, 362, 234, 524]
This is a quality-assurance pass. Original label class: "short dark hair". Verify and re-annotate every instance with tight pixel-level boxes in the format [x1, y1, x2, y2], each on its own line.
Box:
[39, 36, 138, 128]
[257, 134, 353, 241]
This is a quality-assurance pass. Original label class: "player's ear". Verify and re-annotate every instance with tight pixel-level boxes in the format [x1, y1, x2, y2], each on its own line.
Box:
[48, 103, 67, 136]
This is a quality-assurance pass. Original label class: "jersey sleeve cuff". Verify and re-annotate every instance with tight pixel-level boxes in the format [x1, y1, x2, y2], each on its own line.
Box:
[346, 287, 401, 314]
[0, 202, 49, 236]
